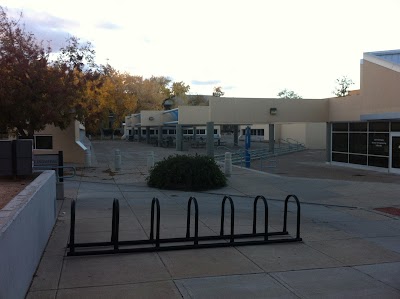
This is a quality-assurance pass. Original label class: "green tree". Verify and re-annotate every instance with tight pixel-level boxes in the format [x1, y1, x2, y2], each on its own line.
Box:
[333, 76, 354, 97]
[277, 89, 302, 99]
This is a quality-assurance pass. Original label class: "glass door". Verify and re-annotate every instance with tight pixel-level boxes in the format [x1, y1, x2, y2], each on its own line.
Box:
[390, 133, 400, 174]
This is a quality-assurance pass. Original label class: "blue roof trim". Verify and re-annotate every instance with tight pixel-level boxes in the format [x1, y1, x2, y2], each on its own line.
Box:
[360, 112, 400, 121]
[162, 108, 179, 121]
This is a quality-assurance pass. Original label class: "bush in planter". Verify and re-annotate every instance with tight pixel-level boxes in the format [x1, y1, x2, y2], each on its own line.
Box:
[147, 154, 227, 191]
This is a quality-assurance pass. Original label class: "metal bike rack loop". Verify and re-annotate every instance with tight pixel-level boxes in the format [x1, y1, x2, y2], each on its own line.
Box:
[186, 196, 199, 245]
[220, 195, 235, 243]
[253, 195, 269, 240]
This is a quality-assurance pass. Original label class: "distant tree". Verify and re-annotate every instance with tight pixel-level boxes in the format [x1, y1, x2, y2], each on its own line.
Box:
[171, 81, 190, 97]
[212, 86, 224, 97]
[277, 89, 302, 99]
[124, 75, 172, 111]
[87, 66, 137, 132]
[333, 76, 354, 97]
[188, 94, 208, 106]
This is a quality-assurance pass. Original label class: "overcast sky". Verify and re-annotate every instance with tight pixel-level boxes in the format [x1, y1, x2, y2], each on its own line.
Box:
[2, 0, 399, 99]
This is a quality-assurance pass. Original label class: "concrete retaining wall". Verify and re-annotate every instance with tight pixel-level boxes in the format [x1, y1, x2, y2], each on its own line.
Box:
[0, 171, 57, 299]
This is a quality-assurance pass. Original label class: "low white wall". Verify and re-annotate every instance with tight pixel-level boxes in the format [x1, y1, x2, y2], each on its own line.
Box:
[0, 171, 57, 299]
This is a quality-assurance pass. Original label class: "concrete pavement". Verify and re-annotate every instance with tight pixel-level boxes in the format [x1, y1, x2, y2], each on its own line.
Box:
[26, 140, 400, 298]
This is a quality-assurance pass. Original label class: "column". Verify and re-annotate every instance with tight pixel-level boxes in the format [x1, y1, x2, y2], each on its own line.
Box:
[326, 122, 332, 162]
[158, 126, 162, 147]
[269, 124, 275, 153]
[146, 126, 150, 144]
[193, 126, 197, 141]
[233, 125, 239, 146]
[176, 124, 183, 151]
[206, 122, 214, 157]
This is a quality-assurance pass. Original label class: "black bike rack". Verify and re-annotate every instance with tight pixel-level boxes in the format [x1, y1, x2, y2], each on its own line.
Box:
[67, 194, 302, 256]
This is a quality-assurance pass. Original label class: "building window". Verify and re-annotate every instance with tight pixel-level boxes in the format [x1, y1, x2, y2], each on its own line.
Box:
[34, 135, 53, 149]
[349, 122, 367, 132]
[349, 154, 367, 165]
[369, 122, 389, 132]
[332, 153, 348, 163]
[368, 133, 389, 156]
[349, 133, 367, 154]
[332, 133, 348, 152]
[368, 156, 388, 168]
[330, 121, 392, 169]
[332, 123, 348, 132]
[391, 122, 400, 132]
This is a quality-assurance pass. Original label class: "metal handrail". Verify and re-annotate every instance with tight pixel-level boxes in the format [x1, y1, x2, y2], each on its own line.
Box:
[33, 165, 76, 180]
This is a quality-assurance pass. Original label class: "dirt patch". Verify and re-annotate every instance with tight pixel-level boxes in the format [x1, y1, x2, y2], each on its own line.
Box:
[0, 175, 38, 209]
[374, 207, 400, 216]
[102, 169, 116, 176]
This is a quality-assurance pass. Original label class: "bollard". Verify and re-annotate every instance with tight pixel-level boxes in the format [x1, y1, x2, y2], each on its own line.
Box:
[85, 149, 92, 167]
[224, 152, 232, 177]
[115, 149, 121, 171]
[147, 151, 155, 170]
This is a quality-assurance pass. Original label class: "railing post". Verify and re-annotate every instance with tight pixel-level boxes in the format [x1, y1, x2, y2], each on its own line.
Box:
[186, 197, 199, 245]
[68, 200, 76, 255]
[58, 151, 64, 183]
[220, 195, 235, 243]
[252, 195, 269, 240]
[283, 194, 301, 240]
[56, 151, 65, 200]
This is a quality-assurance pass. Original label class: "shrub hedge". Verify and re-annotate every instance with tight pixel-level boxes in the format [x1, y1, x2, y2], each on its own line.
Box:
[146, 154, 227, 191]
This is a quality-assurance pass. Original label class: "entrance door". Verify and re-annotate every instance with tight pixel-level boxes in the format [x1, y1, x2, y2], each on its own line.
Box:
[390, 133, 400, 174]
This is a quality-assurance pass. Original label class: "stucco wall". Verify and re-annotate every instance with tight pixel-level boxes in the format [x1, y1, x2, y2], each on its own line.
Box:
[280, 123, 307, 144]
[209, 97, 329, 124]
[178, 106, 210, 125]
[140, 110, 165, 127]
[280, 123, 326, 149]
[34, 121, 85, 165]
[361, 60, 400, 114]
[328, 95, 364, 122]
[0, 171, 57, 299]
[329, 59, 400, 122]
[306, 123, 326, 149]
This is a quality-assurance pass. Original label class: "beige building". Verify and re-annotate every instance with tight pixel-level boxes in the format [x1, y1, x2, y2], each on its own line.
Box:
[32, 121, 90, 165]
[125, 49, 400, 174]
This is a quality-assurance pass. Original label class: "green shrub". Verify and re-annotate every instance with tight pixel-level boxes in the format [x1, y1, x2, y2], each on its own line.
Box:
[146, 154, 227, 191]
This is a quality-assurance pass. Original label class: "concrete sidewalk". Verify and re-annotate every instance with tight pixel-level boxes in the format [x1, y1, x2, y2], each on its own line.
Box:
[26, 141, 400, 298]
